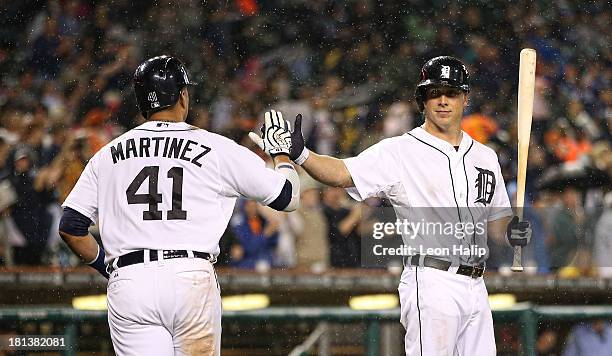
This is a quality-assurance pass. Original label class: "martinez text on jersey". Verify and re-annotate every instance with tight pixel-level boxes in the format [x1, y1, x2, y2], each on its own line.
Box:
[110, 137, 211, 167]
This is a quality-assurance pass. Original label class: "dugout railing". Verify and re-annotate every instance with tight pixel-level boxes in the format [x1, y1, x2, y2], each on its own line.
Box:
[1, 305, 612, 356]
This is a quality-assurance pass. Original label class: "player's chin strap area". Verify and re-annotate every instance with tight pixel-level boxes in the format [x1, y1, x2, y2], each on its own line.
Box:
[107, 249, 216, 274]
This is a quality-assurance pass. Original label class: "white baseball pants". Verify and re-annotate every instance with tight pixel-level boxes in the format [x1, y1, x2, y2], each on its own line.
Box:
[398, 266, 495, 356]
[106, 255, 221, 356]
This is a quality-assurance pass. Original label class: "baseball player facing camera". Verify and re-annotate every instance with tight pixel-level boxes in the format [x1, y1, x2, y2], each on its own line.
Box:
[253, 56, 532, 355]
[59, 55, 300, 356]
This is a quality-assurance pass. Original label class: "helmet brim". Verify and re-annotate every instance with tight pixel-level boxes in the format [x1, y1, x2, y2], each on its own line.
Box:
[416, 79, 469, 92]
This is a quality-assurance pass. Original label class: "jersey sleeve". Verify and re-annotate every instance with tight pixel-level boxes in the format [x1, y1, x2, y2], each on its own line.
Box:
[488, 159, 513, 222]
[343, 139, 399, 201]
[62, 154, 100, 223]
[217, 140, 285, 205]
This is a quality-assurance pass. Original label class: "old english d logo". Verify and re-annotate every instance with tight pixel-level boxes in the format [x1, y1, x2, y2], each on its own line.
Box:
[474, 167, 495, 205]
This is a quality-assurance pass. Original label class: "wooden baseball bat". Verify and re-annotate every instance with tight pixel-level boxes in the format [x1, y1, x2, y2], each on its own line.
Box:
[511, 49, 536, 272]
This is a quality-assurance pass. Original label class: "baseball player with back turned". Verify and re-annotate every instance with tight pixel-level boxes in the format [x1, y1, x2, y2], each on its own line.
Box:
[252, 56, 532, 355]
[58, 55, 300, 356]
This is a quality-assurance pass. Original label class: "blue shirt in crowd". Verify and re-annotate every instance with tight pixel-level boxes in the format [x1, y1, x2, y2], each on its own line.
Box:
[563, 322, 612, 356]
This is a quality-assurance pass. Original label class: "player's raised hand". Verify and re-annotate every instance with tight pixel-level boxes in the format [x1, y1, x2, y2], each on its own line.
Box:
[248, 109, 292, 157]
[289, 114, 307, 164]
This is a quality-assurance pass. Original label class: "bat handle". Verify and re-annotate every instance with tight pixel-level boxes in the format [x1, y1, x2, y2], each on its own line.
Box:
[511, 246, 524, 272]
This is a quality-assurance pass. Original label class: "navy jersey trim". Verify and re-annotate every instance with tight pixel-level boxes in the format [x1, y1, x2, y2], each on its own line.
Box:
[268, 179, 292, 211]
[416, 268, 423, 356]
[406, 133, 461, 221]
[462, 141, 477, 263]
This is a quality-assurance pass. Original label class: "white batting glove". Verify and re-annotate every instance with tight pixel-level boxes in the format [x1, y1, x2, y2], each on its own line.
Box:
[248, 109, 292, 157]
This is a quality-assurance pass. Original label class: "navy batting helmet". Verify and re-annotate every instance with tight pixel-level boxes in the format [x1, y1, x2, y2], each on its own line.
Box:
[415, 56, 469, 112]
[133, 55, 197, 118]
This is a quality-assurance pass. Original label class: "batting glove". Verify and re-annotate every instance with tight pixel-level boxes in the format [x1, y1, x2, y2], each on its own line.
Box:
[289, 114, 309, 165]
[248, 110, 292, 157]
[506, 216, 532, 247]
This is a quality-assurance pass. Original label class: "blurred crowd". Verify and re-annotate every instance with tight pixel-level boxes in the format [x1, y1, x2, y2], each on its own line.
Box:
[0, 0, 610, 277]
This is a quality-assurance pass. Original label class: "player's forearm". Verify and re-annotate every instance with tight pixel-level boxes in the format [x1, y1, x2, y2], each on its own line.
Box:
[59, 231, 100, 263]
[272, 155, 291, 165]
[272, 154, 300, 212]
[60, 231, 109, 278]
[488, 216, 512, 247]
[301, 152, 354, 188]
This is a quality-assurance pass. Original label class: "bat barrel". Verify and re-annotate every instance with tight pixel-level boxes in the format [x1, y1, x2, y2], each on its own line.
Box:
[513, 48, 536, 272]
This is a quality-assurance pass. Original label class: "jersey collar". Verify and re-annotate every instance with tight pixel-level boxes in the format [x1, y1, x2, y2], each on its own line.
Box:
[409, 126, 473, 155]
[136, 121, 197, 131]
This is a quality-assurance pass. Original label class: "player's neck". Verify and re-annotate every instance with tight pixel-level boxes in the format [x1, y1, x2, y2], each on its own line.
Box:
[148, 109, 185, 123]
[422, 120, 463, 146]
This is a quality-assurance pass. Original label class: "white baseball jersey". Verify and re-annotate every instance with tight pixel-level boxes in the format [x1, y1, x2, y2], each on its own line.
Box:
[344, 126, 512, 265]
[62, 121, 286, 261]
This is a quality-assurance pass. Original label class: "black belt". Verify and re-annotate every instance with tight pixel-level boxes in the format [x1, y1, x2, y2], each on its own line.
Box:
[108, 250, 214, 273]
[406, 254, 485, 278]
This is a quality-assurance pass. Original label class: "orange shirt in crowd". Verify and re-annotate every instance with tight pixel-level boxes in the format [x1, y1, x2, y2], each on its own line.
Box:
[544, 130, 592, 162]
[461, 113, 498, 144]
[553, 138, 592, 162]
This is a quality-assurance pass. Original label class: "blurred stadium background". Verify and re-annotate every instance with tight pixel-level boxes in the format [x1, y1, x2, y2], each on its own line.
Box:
[0, 0, 611, 355]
